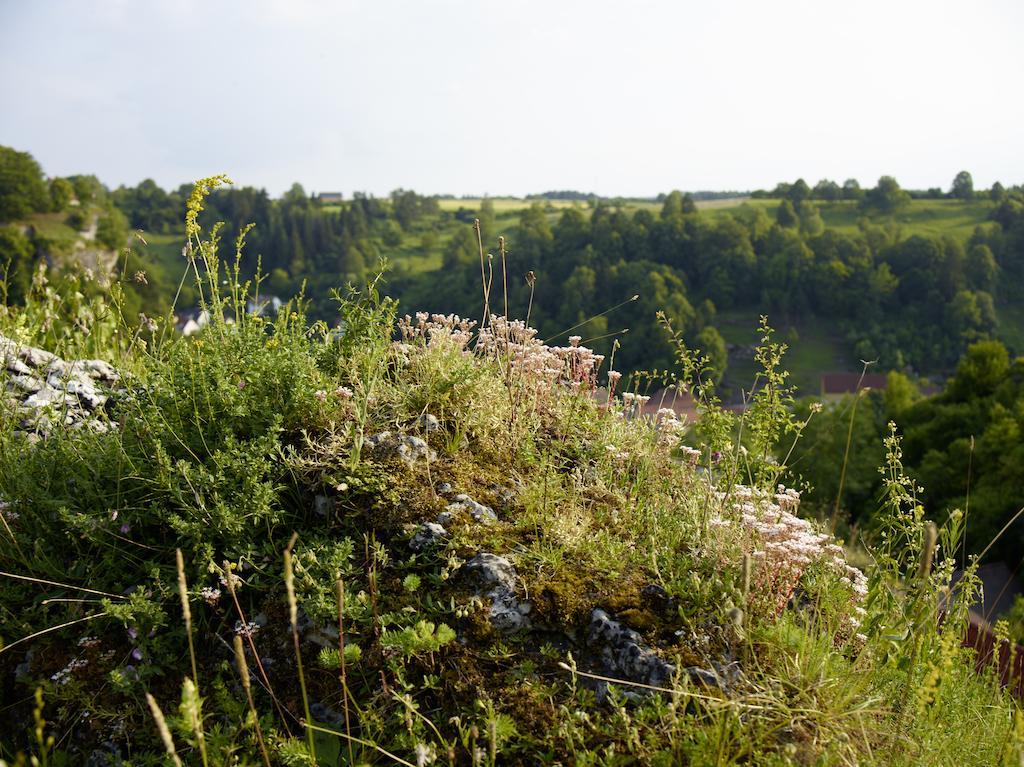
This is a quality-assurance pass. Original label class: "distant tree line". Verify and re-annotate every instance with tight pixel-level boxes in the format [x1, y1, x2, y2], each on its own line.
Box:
[393, 182, 1024, 379]
[753, 171, 1011, 204]
[5, 144, 1024, 387]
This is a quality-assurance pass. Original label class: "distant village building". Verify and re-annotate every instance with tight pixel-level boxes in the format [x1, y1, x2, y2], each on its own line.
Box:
[820, 372, 888, 401]
[175, 298, 281, 336]
[246, 295, 283, 317]
[316, 192, 343, 204]
[176, 309, 210, 337]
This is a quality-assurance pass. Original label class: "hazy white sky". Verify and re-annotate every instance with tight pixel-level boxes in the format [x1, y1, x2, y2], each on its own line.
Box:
[1, 0, 1021, 197]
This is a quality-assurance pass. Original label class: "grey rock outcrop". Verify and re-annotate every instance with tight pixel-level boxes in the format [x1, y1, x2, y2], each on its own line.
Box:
[365, 431, 436, 465]
[462, 553, 532, 632]
[409, 522, 448, 552]
[588, 608, 677, 690]
[442, 493, 497, 525]
[2, 335, 119, 438]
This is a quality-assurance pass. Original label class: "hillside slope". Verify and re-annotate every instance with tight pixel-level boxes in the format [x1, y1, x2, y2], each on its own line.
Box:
[1, 184, 1021, 766]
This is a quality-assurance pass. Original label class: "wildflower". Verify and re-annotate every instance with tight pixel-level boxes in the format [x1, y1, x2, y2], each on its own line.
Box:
[1, 499, 17, 522]
[314, 389, 328, 403]
[680, 446, 701, 465]
[120, 523, 131, 535]
[131, 647, 143, 661]
[200, 587, 221, 606]
[568, 335, 582, 347]
[414, 742, 436, 766]
[51, 658, 88, 685]
[608, 370, 622, 384]
[334, 385, 353, 399]
[234, 620, 260, 636]
[133, 270, 148, 285]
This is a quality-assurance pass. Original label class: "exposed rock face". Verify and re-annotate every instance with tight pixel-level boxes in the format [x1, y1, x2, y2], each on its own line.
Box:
[587, 608, 677, 690]
[1, 335, 119, 439]
[442, 493, 497, 525]
[417, 412, 440, 433]
[365, 431, 436, 465]
[462, 553, 532, 633]
[409, 522, 448, 552]
[585, 607, 736, 699]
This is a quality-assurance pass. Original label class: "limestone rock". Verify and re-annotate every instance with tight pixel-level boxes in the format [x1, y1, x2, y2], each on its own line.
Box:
[410, 522, 448, 552]
[1, 334, 120, 439]
[462, 553, 532, 632]
[365, 431, 436, 465]
[445, 494, 497, 524]
[417, 412, 440, 433]
[587, 608, 676, 690]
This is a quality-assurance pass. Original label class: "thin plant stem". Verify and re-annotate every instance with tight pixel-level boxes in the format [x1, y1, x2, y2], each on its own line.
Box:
[830, 361, 873, 533]
[337, 578, 355, 766]
[475, 219, 490, 329]
[0, 613, 108, 657]
[284, 532, 316, 762]
[232, 635, 272, 767]
[175, 549, 208, 767]
[222, 560, 293, 732]
[499, 235, 508, 321]
[0, 570, 126, 599]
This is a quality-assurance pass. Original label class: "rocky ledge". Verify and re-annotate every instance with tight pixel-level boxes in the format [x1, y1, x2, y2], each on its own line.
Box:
[1, 335, 119, 439]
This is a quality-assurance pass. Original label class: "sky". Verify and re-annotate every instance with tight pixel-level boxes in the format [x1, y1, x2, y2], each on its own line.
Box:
[1, 0, 1022, 198]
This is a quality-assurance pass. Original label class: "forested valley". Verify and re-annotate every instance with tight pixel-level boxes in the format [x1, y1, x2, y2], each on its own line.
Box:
[4, 142, 1024, 566]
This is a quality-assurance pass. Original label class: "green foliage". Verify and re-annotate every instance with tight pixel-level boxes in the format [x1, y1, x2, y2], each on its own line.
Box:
[951, 170, 974, 201]
[694, 325, 727, 384]
[317, 643, 362, 669]
[48, 178, 74, 212]
[861, 175, 912, 215]
[95, 207, 129, 250]
[0, 146, 49, 222]
[0, 225, 35, 304]
[2, 167, 1023, 766]
[379, 620, 456, 658]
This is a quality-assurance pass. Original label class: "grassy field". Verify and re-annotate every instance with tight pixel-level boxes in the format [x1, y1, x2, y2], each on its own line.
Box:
[698, 198, 996, 239]
[434, 196, 745, 215]
[717, 309, 855, 398]
[22, 211, 91, 256]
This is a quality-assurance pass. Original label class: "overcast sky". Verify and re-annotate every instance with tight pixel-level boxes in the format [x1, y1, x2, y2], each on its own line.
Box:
[1, 0, 1022, 198]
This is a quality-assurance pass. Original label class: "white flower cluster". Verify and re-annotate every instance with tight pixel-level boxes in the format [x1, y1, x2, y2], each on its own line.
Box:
[711, 484, 868, 636]
[619, 392, 651, 420]
[51, 657, 88, 685]
[200, 586, 221, 605]
[653, 406, 688, 448]
[476, 315, 605, 393]
[398, 312, 477, 350]
[234, 619, 261, 636]
[604, 443, 630, 462]
[678, 445, 702, 464]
